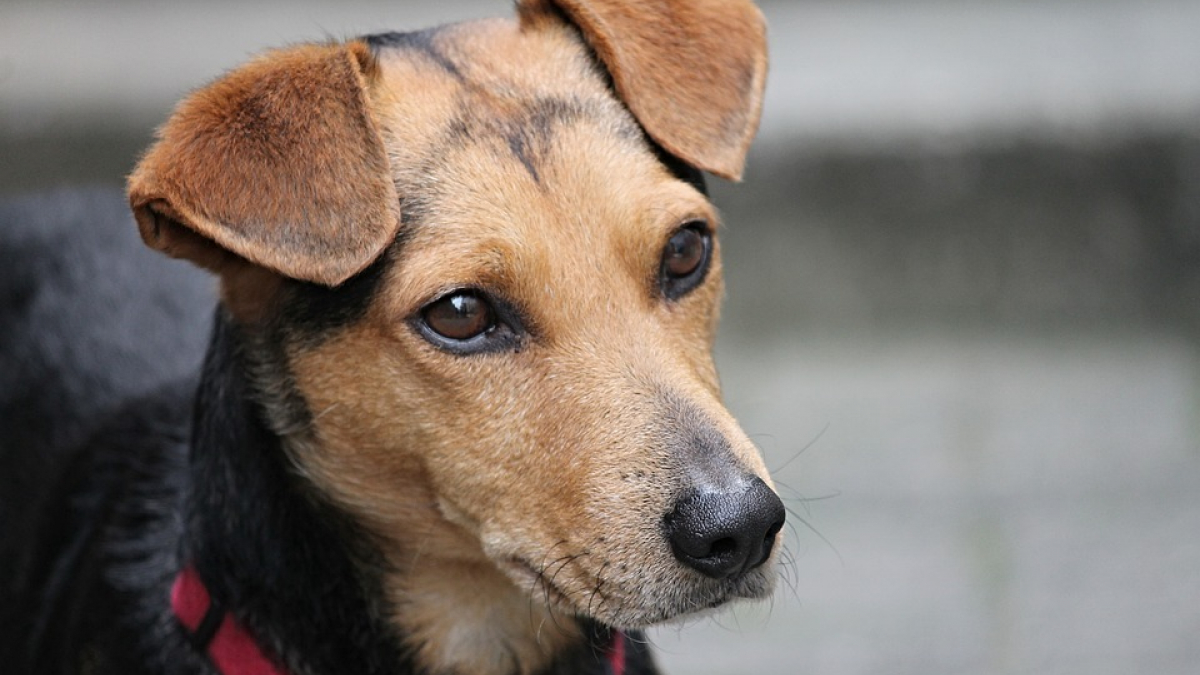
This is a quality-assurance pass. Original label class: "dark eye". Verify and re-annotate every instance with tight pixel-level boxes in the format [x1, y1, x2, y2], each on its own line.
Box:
[660, 222, 712, 300]
[423, 292, 493, 341]
[415, 290, 523, 355]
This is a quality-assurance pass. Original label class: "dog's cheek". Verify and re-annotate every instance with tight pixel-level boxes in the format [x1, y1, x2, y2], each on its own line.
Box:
[281, 329, 450, 530]
[280, 321, 572, 553]
[430, 390, 600, 549]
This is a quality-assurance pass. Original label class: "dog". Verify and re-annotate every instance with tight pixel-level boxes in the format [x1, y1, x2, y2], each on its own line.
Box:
[0, 1, 783, 673]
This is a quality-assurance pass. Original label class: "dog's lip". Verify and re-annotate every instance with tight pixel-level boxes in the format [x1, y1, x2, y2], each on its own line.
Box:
[504, 557, 577, 610]
[505, 556, 651, 628]
[501, 555, 753, 627]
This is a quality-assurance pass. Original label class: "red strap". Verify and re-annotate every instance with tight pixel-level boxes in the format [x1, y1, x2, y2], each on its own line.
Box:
[174, 565, 626, 675]
[607, 630, 626, 675]
[171, 567, 288, 675]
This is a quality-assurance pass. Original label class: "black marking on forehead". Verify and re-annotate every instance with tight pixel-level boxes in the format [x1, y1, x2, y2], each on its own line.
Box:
[501, 98, 590, 185]
[493, 98, 706, 194]
[507, 131, 541, 184]
[365, 28, 464, 81]
[440, 96, 643, 186]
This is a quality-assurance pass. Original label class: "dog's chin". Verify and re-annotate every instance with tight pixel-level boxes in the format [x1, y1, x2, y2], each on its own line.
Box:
[500, 555, 778, 631]
[613, 566, 779, 629]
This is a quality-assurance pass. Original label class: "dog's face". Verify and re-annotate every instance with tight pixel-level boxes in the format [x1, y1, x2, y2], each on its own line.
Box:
[129, 1, 778, 672]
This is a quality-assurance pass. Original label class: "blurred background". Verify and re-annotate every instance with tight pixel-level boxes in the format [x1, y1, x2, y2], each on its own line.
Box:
[3, 0, 1199, 673]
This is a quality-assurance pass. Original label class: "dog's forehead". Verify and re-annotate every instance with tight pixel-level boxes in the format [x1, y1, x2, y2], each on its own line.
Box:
[366, 17, 634, 173]
[358, 17, 713, 304]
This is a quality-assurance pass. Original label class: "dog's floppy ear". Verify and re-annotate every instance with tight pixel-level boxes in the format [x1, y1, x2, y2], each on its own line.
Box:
[520, 0, 768, 181]
[128, 41, 399, 287]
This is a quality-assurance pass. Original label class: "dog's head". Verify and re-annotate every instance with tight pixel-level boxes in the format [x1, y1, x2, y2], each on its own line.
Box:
[130, 0, 779, 671]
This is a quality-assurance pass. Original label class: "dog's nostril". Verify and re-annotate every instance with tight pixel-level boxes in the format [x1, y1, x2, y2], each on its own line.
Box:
[666, 476, 786, 580]
[765, 519, 784, 543]
[708, 537, 737, 558]
[757, 518, 784, 567]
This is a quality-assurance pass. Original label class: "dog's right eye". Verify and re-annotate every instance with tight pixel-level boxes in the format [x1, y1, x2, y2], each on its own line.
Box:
[423, 292, 494, 341]
[415, 290, 522, 355]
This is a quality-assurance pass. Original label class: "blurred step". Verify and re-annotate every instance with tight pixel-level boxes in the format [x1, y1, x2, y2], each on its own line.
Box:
[2, 1, 1199, 144]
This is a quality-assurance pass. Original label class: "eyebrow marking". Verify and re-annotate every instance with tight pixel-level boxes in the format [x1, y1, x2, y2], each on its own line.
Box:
[365, 28, 465, 82]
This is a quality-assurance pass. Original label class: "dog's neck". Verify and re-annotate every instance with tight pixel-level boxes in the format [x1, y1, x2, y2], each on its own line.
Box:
[185, 310, 411, 674]
[183, 310, 639, 675]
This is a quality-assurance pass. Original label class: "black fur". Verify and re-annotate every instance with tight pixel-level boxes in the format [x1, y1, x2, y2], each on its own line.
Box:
[653, 144, 708, 197]
[277, 246, 393, 343]
[184, 309, 416, 674]
[0, 189, 658, 674]
[0, 189, 212, 669]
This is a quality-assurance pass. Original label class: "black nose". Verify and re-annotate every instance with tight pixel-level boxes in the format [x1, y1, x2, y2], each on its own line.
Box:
[665, 476, 786, 579]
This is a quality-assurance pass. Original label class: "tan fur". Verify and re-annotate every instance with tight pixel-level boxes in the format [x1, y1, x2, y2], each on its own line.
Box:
[129, 3, 775, 674]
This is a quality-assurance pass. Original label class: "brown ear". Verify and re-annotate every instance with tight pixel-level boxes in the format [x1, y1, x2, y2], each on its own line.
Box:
[520, 0, 768, 181]
[128, 41, 399, 286]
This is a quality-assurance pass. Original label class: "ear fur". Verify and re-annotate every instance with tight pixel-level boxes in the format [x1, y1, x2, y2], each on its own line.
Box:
[520, 0, 768, 181]
[128, 41, 399, 287]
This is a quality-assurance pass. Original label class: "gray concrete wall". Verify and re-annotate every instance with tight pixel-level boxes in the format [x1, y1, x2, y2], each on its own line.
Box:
[3, 2, 1199, 673]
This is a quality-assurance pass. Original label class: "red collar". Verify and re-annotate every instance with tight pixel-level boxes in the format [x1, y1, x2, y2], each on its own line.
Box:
[606, 628, 627, 675]
[172, 566, 627, 675]
[172, 566, 286, 675]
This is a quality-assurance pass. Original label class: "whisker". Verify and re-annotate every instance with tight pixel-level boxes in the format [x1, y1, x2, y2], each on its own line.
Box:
[769, 422, 830, 474]
[543, 552, 581, 632]
[774, 479, 842, 508]
[586, 560, 610, 618]
[526, 540, 570, 631]
[785, 506, 843, 565]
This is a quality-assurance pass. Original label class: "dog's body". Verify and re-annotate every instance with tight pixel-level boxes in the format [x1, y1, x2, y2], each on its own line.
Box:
[1, 2, 782, 674]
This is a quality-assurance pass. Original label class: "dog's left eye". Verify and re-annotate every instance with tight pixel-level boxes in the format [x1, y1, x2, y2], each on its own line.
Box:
[660, 221, 712, 300]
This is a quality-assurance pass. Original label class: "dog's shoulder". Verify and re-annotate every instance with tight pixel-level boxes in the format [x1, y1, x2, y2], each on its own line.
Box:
[1, 378, 200, 674]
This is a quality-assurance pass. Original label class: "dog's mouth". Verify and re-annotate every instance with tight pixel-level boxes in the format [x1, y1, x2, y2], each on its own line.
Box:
[501, 552, 773, 629]
[505, 558, 579, 613]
